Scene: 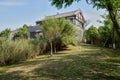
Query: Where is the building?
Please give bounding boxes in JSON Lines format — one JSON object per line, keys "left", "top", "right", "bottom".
{"left": 29, "top": 9, "right": 85, "bottom": 41}
{"left": 36, "top": 9, "right": 85, "bottom": 28}
{"left": 9, "top": 29, "right": 19, "bottom": 40}
{"left": 28, "top": 25, "right": 42, "bottom": 39}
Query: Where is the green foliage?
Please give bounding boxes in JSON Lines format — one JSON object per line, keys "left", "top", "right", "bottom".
{"left": 85, "top": 14, "right": 120, "bottom": 48}
{"left": 0, "top": 28, "right": 11, "bottom": 38}
{"left": 0, "top": 39, "right": 39, "bottom": 66}
{"left": 41, "top": 18, "right": 76, "bottom": 54}
{"left": 41, "top": 18, "right": 76, "bottom": 45}
{"left": 98, "top": 26, "right": 112, "bottom": 47}
{"left": 59, "top": 18, "right": 76, "bottom": 45}
{"left": 98, "top": 26, "right": 112, "bottom": 41}
{"left": 61, "top": 36, "right": 77, "bottom": 46}
{"left": 86, "top": 0, "right": 117, "bottom": 10}
{"left": 98, "top": 15, "right": 112, "bottom": 46}
{"left": 41, "top": 18, "right": 61, "bottom": 55}
{"left": 50, "top": 0, "right": 80, "bottom": 9}
{"left": 17, "top": 24, "right": 28, "bottom": 38}
{"left": 85, "top": 25, "right": 99, "bottom": 44}
{"left": 50, "top": 0, "right": 120, "bottom": 38}
{"left": 41, "top": 18, "right": 61, "bottom": 43}
{"left": 38, "top": 36, "right": 47, "bottom": 54}
{"left": 50, "top": 0, "right": 120, "bottom": 12}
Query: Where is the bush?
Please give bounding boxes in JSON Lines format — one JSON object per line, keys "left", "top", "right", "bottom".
{"left": 41, "top": 18, "right": 77, "bottom": 54}
{"left": 0, "top": 39, "right": 39, "bottom": 66}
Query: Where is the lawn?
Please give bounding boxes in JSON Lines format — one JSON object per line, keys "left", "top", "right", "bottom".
{"left": 0, "top": 44, "right": 120, "bottom": 80}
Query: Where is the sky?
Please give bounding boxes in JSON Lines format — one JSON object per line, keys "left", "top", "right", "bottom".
{"left": 0, "top": 0, "right": 106, "bottom": 31}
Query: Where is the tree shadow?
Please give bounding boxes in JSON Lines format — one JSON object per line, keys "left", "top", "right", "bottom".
{"left": 0, "top": 71, "right": 28, "bottom": 80}
{"left": 31, "top": 52, "right": 120, "bottom": 80}
{"left": 0, "top": 45, "right": 120, "bottom": 80}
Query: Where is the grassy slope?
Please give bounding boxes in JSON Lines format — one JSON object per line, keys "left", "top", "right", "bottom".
{"left": 0, "top": 44, "right": 120, "bottom": 80}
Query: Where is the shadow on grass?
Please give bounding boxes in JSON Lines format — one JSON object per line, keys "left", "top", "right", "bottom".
{"left": 32, "top": 52, "right": 120, "bottom": 80}
{"left": 0, "top": 44, "right": 120, "bottom": 80}
{"left": 0, "top": 71, "right": 28, "bottom": 80}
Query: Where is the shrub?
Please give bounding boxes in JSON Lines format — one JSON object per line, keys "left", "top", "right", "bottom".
{"left": 0, "top": 39, "right": 39, "bottom": 66}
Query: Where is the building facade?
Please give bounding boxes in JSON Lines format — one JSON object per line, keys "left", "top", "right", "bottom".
{"left": 29, "top": 9, "right": 85, "bottom": 41}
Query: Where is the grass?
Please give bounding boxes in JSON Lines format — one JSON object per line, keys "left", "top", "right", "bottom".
{"left": 0, "top": 44, "right": 120, "bottom": 80}
{"left": 0, "top": 39, "right": 39, "bottom": 65}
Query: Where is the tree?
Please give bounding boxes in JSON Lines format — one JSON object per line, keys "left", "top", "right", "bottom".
{"left": 98, "top": 26, "right": 112, "bottom": 47}
{"left": 0, "top": 28, "right": 11, "bottom": 38}
{"left": 41, "top": 18, "right": 76, "bottom": 55}
{"left": 59, "top": 18, "right": 76, "bottom": 46}
{"left": 85, "top": 25, "right": 99, "bottom": 44}
{"left": 98, "top": 14, "right": 114, "bottom": 48}
{"left": 17, "top": 24, "right": 28, "bottom": 38}
{"left": 41, "top": 18, "right": 61, "bottom": 55}
{"left": 50, "top": 0, "right": 120, "bottom": 38}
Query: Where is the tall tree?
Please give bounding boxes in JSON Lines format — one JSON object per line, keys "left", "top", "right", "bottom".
{"left": 18, "top": 24, "right": 28, "bottom": 38}
{"left": 41, "top": 18, "right": 61, "bottom": 55}
{"left": 50, "top": 0, "right": 120, "bottom": 38}
{"left": 98, "top": 26, "right": 112, "bottom": 47}
{"left": 41, "top": 18, "right": 76, "bottom": 55}
{"left": 85, "top": 25, "right": 99, "bottom": 44}
{"left": 98, "top": 14, "right": 114, "bottom": 48}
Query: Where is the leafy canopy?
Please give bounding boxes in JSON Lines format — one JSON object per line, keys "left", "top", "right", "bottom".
{"left": 85, "top": 25, "right": 99, "bottom": 41}
{"left": 50, "top": 0, "right": 120, "bottom": 12}
{"left": 41, "top": 18, "right": 76, "bottom": 55}
{"left": 50, "top": 0, "right": 120, "bottom": 38}
{"left": 41, "top": 18, "right": 76, "bottom": 45}
{"left": 18, "top": 24, "right": 28, "bottom": 38}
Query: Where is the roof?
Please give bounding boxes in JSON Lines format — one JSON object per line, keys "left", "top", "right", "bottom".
{"left": 36, "top": 9, "right": 85, "bottom": 23}
{"left": 28, "top": 25, "right": 42, "bottom": 32}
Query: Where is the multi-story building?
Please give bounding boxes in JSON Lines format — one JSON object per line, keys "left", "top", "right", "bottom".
{"left": 28, "top": 9, "right": 85, "bottom": 41}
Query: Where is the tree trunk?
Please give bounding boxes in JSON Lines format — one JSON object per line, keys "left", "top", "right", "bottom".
{"left": 91, "top": 39, "right": 93, "bottom": 45}
{"left": 54, "top": 47, "right": 56, "bottom": 53}
{"left": 50, "top": 42, "right": 53, "bottom": 56}
{"left": 103, "top": 39, "right": 108, "bottom": 47}
{"left": 54, "top": 42, "right": 57, "bottom": 53}
{"left": 112, "top": 27, "right": 116, "bottom": 49}
{"left": 107, "top": 3, "right": 120, "bottom": 38}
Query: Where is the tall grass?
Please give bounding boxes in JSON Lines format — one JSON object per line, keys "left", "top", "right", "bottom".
{"left": 0, "top": 39, "right": 39, "bottom": 66}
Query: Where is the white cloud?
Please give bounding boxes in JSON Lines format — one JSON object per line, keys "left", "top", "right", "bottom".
{"left": 0, "top": 1, "right": 25, "bottom": 6}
